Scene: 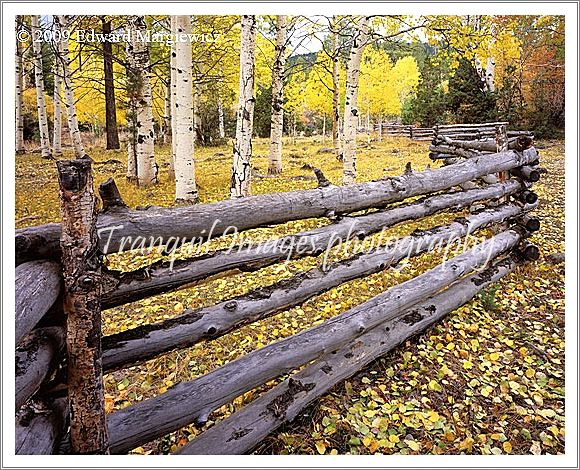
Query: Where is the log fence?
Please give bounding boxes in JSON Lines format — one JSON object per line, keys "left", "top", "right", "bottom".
{"left": 15, "top": 135, "right": 542, "bottom": 455}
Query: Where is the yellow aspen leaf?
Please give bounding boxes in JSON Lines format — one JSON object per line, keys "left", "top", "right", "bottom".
{"left": 463, "top": 360, "right": 474, "bottom": 369}
{"left": 315, "top": 441, "right": 326, "bottom": 454}
{"left": 503, "top": 441, "right": 513, "bottom": 453}
{"left": 389, "top": 434, "right": 400, "bottom": 443}
{"left": 458, "top": 437, "right": 474, "bottom": 451}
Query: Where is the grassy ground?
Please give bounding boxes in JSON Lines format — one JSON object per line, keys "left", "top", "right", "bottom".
{"left": 15, "top": 136, "right": 565, "bottom": 455}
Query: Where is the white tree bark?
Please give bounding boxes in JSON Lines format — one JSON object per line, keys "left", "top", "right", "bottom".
{"left": 31, "top": 15, "right": 52, "bottom": 159}
{"left": 332, "top": 17, "right": 342, "bottom": 160}
{"left": 52, "top": 20, "right": 63, "bottom": 156}
{"left": 217, "top": 96, "right": 225, "bottom": 139}
{"left": 485, "top": 57, "right": 496, "bottom": 92}
{"left": 230, "top": 15, "right": 256, "bottom": 198}
{"left": 173, "top": 15, "right": 198, "bottom": 203}
{"left": 162, "top": 78, "right": 171, "bottom": 145}
{"left": 267, "top": 15, "right": 287, "bottom": 175}
{"left": 126, "top": 15, "right": 157, "bottom": 186}
{"left": 52, "top": 68, "right": 62, "bottom": 156}
{"left": 193, "top": 81, "right": 201, "bottom": 144}
{"left": 56, "top": 16, "right": 86, "bottom": 159}
{"left": 15, "top": 16, "right": 25, "bottom": 154}
{"left": 342, "top": 16, "right": 369, "bottom": 184}
{"left": 169, "top": 16, "right": 177, "bottom": 181}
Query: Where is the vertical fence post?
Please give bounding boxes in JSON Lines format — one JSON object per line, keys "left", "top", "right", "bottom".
{"left": 57, "top": 159, "right": 109, "bottom": 454}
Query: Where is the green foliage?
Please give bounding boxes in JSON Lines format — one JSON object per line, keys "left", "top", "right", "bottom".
{"left": 446, "top": 59, "right": 497, "bottom": 124}
{"left": 478, "top": 284, "right": 500, "bottom": 312}
{"left": 254, "top": 85, "right": 273, "bottom": 138}
{"left": 401, "top": 58, "right": 448, "bottom": 127}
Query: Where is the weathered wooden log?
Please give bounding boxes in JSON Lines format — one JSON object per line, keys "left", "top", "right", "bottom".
{"left": 516, "top": 190, "right": 538, "bottom": 205}
{"left": 16, "top": 327, "right": 65, "bottom": 411}
{"left": 101, "top": 180, "right": 524, "bottom": 309}
{"left": 437, "top": 121, "right": 508, "bottom": 129}
{"left": 516, "top": 215, "right": 540, "bottom": 232}
{"left": 16, "top": 397, "right": 68, "bottom": 455}
{"left": 517, "top": 241, "right": 541, "bottom": 261}
{"left": 107, "top": 229, "right": 523, "bottom": 453}
{"left": 175, "top": 256, "right": 518, "bottom": 455}
{"left": 429, "top": 145, "right": 483, "bottom": 159}
{"left": 435, "top": 135, "right": 533, "bottom": 153}
{"left": 16, "top": 260, "right": 62, "bottom": 344}
{"left": 15, "top": 223, "right": 62, "bottom": 265}
{"left": 102, "top": 201, "right": 531, "bottom": 371}
{"left": 435, "top": 132, "right": 496, "bottom": 140}
{"left": 16, "top": 148, "right": 539, "bottom": 262}
{"left": 57, "top": 159, "right": 109, "bottom": 454}
{"left": 510, "top": 165, "right": 541, "bottom": 182}
{"left": 545, "top": 252, "right": 564, "bottom": 264}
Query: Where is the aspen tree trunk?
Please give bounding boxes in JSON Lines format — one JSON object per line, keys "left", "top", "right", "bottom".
{"left": 193, "top": 82, "right": 202, "bottom": 144}
{"left": 126, "top": 15, "right": 157, "bottom": 186}
{"left": 217, "top": 96, "right": 226, "bottom": 139}
{"left": 52, "top": 24, "right": 63, "bottom": 156}
{"left": 485, "top": 57, "right": 496, "bottom": 92}
{"left": 162, "top": 79, "right": 171, "bottom": 145}
{"left": 169, "top": 16, "right": 177, "bottom": 181}
{"left": 267, "top": 15, "right": 287, "bottom": 175}
{"left": 52, "top": 64, "right": 63, "bottom": 156}
{"left": 331, "top": 16, "right": 342, "bottom": 160}
{"left": 102, "top": 17, "right": 120, "bottom": 150}
{"left": 342, "top": 16, "right": 369, "bottom": 184}
{"left": 217, "top": 66, "right": 226, "bottom": 139}
{"left": 31, "top": 16, "right": 52, "bottom": 160}
{"left": 173, "top": 15, "right": 198, "bottom": 203}
{"left": 15, "top": 16, "right": 25, "bottom": 154}
{"left": 366, "top": 107, "right": 371, "bottom": 144}
{"left": 322, "top": 114, "right": 326, "bottom": 143}
{"left": 230, "top": 15, "right": 256, "bottom": 198}
{"left": 56, "top": 16, "right": 87, "bottom": 159}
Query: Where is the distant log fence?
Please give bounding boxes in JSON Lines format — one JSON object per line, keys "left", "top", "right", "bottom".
{"left": 15, "top": 131, "right": 542, "bottom": 455}
{"left": 375, "top": 121, "right": 534, "bottom": 143}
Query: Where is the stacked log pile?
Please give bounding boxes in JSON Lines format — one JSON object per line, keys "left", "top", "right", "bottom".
{"left": 15, "top": 143, "right": 542, "bottom": 455}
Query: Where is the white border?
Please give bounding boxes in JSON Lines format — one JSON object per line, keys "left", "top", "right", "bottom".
{"left": 2, "top": 2, "right": 578, "bottom": 468}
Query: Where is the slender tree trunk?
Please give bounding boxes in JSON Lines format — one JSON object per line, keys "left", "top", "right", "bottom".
{"left": 56, "top": 15, "right": 87, "bottom": 159}
{"left": 230, "top": 15, "right": 256, "bottom": 198}
{"left": 485, "top": 57, "right": 496, "bottom": 92}
{"left": 31, "top": 16, "right": 52, "bottom": 160}
{"left": 267, "top": 15, "right": 287, "bottom": 175}
{"left": 169, "top": 16, "right": 177, "bottom": 181}
{"left": 342, "top": 16, "right": 369, "bottom": 184}
{"left": 217, "top": 96, "right": 225, "bottom": 139}
{"left": 173, "top": 15, "right": 198, "bottom": 204}
{"left": 366, "top": 107, "right": 371, "bottom": 144}
{"left": 15, "top": 16, "right": 25, "bottom": 154}
{"left": 102, "top": 17, "right": 120, "bottom": 150}
{"left": 52, "top": 41, "right": 63, "bottom": 156}
{"left": 331, "top": 16, "right": 342, "bottom": 161}
{"left": 193, "top": 81, "right": 202, "bottom": 144}
{"left": 217, "top": 65, "right": 226, "bottom": 139}
{"left": 126, "top": 15, "right": 157, "bottom": 186}
{"left": 162, "top": 78, "right": 171, "bottom": 145}
{"left": 377, "top": 118, "right": 382, "bottom": 142}
{"left": 322, "top": 114, "right": 326, "bottom": 142}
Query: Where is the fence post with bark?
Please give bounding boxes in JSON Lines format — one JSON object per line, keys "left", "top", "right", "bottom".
{"left": 15, "top": 139, "right": 543, "bottom": 455}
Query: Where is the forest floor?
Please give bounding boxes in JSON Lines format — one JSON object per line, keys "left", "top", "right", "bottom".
{"left": 15, "top": 136, "right": 565, "bottom": 455}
